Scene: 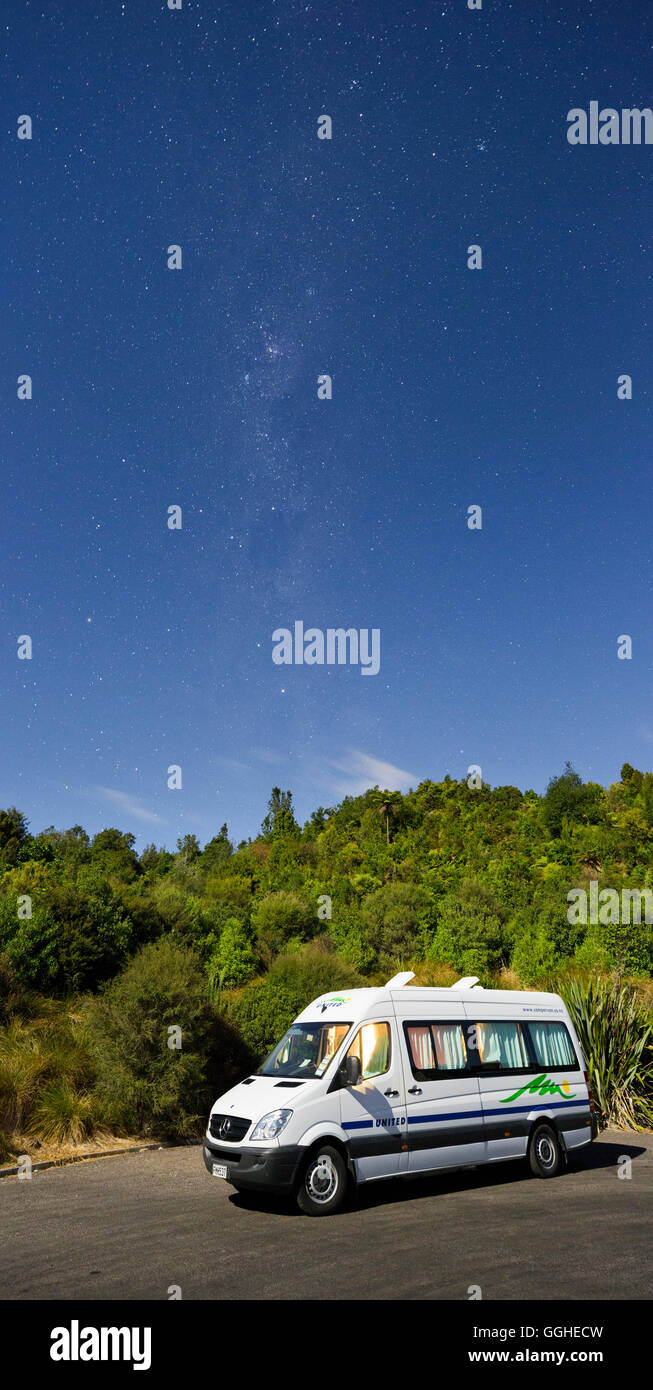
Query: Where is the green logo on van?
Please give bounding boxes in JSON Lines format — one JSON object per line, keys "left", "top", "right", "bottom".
{"left": 502, "top": 1073, "right": 577, "bottom": 1103}
{"left": 318, "top": 995, "right": 351, "bottom": 1014}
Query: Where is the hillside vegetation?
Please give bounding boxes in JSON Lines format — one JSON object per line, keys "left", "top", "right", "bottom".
{"left": 1, "top": 763, "right": 652, "bottom": 1156}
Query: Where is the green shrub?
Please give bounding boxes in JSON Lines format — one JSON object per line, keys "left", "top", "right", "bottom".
{"left": 542, "top": 764, "right": 603, "bottom": 837}
{"left": 87, "top": 939, "right": 244, "bottom": 1138}
{"left": 28, "top": 1078, "right": 95, "bottom": 1146}
{"left": 2, "top": 887, "right": 133, "bottom": 995}
{"left": 359, "top": 882, "right": 432, "bottom": 967}
{"left": 572, "top": 935, "right": 611, "bottom": 973}
{"left": 251, "top": 892, "right": 316, "bottom": 961}
{"left": 0, "top": 954, "right": 26, "bottom": 1024}
{"left": 560, "top": 977, "right": 653, "bottom": 1130}
{"left": 429, "top": 880, "right": 506, "bottom": 979}
{"left": 207, "top": 919, "right": 258, "bottom": 990}
{"left": 0, "top": 808, "right": 30, "bottom": 869}
{"left": 0, "top": 1022, "right": 50, "bottom": 1132}
{"left": 328, "top": 919, "right": 375, "bottom": 974}
{"left": 574, "top": 920, "right": 653, "bottom": 977}
{"left": 0, "top": 1014, "right": 95, "bottom": 1136}
{"left": 225, "top": 941, "right": 362, "bottom": 1061}
{"left": 510, "top": 925, "right": 559, "bottom": 984}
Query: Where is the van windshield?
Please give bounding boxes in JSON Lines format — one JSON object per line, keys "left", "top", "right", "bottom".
{"left": 258, "top": 1022, "right": 351, "bottom": 1080}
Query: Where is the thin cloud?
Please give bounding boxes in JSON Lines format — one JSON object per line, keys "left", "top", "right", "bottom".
{"left": 214, "top": 756, "right": 252, "bottom": 773}
{"left": 324, "top": 750, "right": 417, "bottom": 799}
{"left": 95, "top": 787, "right": 163, "bottom": 824}
{"left": 250, "top": 748, "right": 285, "bottom": 766}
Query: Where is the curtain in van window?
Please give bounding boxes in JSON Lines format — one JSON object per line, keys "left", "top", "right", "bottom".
{"left": 432, "top": 1024, "right": 467, "bottom": 1070}
{"left": 476, "top": 1022, "right": 529, "bottom": 1068}
{"left": 407, "top": 1026, "right": 435, "bottom": 1071}
{"left": 529, "top": 1023, "right": 576, "bottom": 1067}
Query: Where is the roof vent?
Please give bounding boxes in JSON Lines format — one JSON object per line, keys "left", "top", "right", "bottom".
{"left": 385, "top": 971, "right": 415, "bottom": 988}
{"left": 450, "top": 976, "right": 483, "bottom": 990}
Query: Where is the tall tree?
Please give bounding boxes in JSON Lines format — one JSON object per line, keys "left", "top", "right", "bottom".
{"left": 175, "top": 834, "right": 202, "bottom": 865}
{"left": 261, "top": 788, "right": 298, "bottom": 841}
{"left": 377, "top": 798, "right": 398, "bottom": 845}
{"left": 0, "top": 808, "right": 30, "bottom": 867}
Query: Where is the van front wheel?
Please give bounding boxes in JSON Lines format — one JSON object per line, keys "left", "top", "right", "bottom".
{"left": 528, "top": 1123, "right": 563, "bottom": 1178}
{"left": 296, "top": 1144, "right": 348, "bottom": 1217}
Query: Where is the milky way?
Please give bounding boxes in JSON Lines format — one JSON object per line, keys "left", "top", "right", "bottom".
{"left": 4, "top": 1, "right": 652, "bottom": 846}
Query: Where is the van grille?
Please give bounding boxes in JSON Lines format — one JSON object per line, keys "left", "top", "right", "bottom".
{"left": 209, "top": 1113, "right": 250, "bottom": 1143}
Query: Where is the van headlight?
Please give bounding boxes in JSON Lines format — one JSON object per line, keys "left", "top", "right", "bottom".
{"left": 250, "top": 1109, "right": 293, "bottom": 1141}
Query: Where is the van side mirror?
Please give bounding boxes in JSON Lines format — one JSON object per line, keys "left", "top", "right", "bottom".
{"left": 344, "top": 1055, "right": 362, "bottom": 1087}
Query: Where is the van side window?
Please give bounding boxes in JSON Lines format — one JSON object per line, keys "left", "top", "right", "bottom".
{"left": 475, "top": 1021, "right": 529, "bottom": 1069}
{"left": 527, "top": 1021, "right": 577, "bottom": 1069}
{"left": 404, "top": 1022, "right": 470, "bottom": 1079}
{"left": 345, "top": 1022, "right": 391, "bottom": 1080}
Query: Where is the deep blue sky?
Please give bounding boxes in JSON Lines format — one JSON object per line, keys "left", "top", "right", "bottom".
{"left": 3, "top": 0, "right": 652, "bottom": 849}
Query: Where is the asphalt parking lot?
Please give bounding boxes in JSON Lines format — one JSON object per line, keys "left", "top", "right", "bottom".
{"left": 1, "top": 1130, "right": 650, "bottom": 1300}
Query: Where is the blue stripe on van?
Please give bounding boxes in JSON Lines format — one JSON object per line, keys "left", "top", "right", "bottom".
{"left": 483, "top": 1100, "right": 588, "bottom": 1119}
{"left": 343, "top": 1100, "right": 588, "bottom": 1132}
{"left": 407, "top": 1110, "right": 476, "bottom": 1125}
{"left": 406, "top": 1099, "right": 588, "bottom": 1125}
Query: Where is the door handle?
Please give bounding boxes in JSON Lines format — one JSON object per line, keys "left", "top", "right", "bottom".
{"left": 384, "top": 1088, "right": 399, "bottom": 1097}
{"left": 408, "top": 1086, "right": 422, "bottom": 1095}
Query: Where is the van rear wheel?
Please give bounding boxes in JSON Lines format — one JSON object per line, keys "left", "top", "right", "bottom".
{"left": 528, "top": 1123, "right": 563, "bottom": 1178}
{"left": 296, "top": 1144, "right": 347, "bottom": 1217}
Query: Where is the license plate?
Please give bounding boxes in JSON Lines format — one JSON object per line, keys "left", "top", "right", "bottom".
{"left": 212, "top": 1163, "right": 228, "bottom": 1179}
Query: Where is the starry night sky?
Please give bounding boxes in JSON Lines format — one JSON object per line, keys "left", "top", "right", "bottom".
{"left": 3, "top": 0, "right": 652, "bottom": 849}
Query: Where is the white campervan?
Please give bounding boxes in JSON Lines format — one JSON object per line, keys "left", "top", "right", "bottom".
{"left": 203, "top": 972, "right": 597, "bottom": 1215}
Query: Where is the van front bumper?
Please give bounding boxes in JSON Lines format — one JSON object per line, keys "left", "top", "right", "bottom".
{"left": 202, "top": 1138, "right": 303, "bottom": 1191}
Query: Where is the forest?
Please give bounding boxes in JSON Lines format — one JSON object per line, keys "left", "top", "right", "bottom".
{"left": 1, "top": 761, "right": 652, "bottom": 1159}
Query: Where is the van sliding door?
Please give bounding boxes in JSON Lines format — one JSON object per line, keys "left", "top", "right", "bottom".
{"left": 400, "top": 1011, "right": 484, "bottom": 1174}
